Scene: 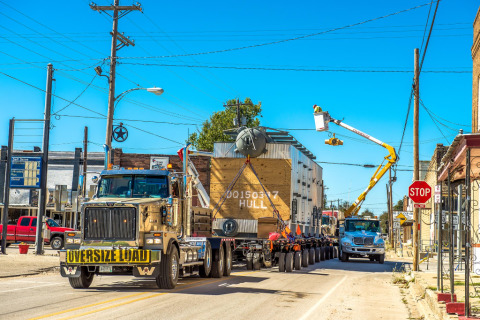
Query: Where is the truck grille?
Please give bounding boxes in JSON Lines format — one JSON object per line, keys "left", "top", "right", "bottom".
{"left": 84, "top": 207, "right": 136, "bottom": 240}
{"left": 364, "top": 237, "right": 374, "bottom": 246}
{"left": 353, "top": 237, "right": 364, "bottom": 245}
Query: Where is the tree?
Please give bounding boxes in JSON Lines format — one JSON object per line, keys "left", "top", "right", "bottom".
{"left": 188, "top": 98, "right": 262, "bottom": 151}
{"left": 393, "top": 199, "right": 404, "bottom": 211}
{"left": 379, "top": 211, "right": 388, "bottom": 233}
{"left": 360, "top": 208, "right": 374, "bottom": 218}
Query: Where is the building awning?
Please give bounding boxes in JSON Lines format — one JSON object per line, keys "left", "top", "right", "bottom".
{"left": 438, "top": 134, "right": 480, "bottom": 182}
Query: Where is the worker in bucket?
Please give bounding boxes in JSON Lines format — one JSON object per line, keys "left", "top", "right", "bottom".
{"left": 313, "top": 104, "right": 322, "bottom": 113}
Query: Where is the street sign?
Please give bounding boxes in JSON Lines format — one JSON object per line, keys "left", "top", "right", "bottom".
{"left": 397, "top": 213, "right": 407, "bottom": 226}
{"left": 409, "top": 180, "right": 432, "bottom": 204}
{"left": 452, "top": 215, "right": 459, "bottom": 231}
{"left": 414, "top": 203, "right": 426, "bottom": 208}
{"left": 10, "top": 156, "right": 42, "bottom": 188}
{"left": 434, "top": 185, "right": 441, "bottom": 204}
{"left": 393, "top": 220, "right": 401, "bottom": 229}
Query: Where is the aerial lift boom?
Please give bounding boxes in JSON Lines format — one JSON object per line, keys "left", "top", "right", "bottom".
{"left": 314, "top": 111, "right": 397, "bottom": 217}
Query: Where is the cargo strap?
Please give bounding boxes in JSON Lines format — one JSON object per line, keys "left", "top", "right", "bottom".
{"left": 212, "top": 156, "right": 295, "bottom": 243}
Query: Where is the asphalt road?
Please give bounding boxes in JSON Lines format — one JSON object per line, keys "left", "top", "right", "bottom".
{"left": 0, "top": 257, "right": 409, "bottom": 320}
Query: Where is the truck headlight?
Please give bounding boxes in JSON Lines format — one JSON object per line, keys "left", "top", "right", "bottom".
{"left": 66, "top": 238, "right": 74, "bottom": 244}
{"left": 74, "top": 239, "right": 81, "bottom": 244}
{"left": 154, "top": 238, "right": 161, "bottom": 244}
{"left": 146, "top": 239, "right": 154, "bottom": 244}
{"left": 343, "top": 242, "right": 351, "bottom": 247}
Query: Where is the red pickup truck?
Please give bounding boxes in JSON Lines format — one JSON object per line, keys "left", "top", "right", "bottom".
{"left": 0, "top": 216, "right": 75, "bottom": 250}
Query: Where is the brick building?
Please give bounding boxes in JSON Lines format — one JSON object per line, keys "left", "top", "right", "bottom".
{"left": 472, "top": 7, "right": 480, "bottom": 132}
{"left": 112, "top": 148, "right": 211, "bottom": 207}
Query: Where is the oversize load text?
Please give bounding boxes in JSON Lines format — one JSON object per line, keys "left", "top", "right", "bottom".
{"left": 66, "top": 249, "right": 151, "bottom": 264}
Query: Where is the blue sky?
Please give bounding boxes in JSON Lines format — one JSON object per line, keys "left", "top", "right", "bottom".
{"left": 0, "top": 0, "right": 475, "bottom": 215}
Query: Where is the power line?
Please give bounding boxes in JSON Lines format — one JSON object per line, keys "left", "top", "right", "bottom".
{"left": 120, "top": 62, "right": 471, "bottom": 73}
{"left": 118, "top": 2, "right": 435, "bottom": 60}
{"left": 56, "top": 114, "right": 199, "bottom": 125}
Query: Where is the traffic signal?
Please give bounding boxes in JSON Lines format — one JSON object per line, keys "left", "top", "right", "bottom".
{"left": 325, "top": 133, "right": 343, "bottom": 146}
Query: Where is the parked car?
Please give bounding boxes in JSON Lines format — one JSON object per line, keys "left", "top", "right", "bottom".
{"left": 0, "top": 216, "right": 75, "bottom": 249}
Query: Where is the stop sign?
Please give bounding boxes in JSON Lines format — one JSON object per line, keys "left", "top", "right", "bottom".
{"left": 409, "top": 181, "right": 432, "bottom": 203}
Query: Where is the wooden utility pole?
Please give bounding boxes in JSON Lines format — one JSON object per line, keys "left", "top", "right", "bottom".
{"left": 388, "top": 168, "right": 394, "bottom": 248}
{"left": 413, "top": 48, "right": 420, "bottom": 271}
{"left": 90, "top": 1, "right": 142, "bottom": 166}
{"left": 35, "top": 63, "right": 54, "bottom": 255}
{"left": 82, "top": 126, "right": 88, "bottom": 198}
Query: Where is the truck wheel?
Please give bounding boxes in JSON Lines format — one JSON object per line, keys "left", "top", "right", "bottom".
{"left": 68, "top": 267, "right": 94, "bottom": 289}
{"left": 333, "top": 247, "right": 338, "bottom": 258}
{"left": 301, "top": 249, "right": 309, "bottom": 268}
{"left": 294, "top": 251, "right": 302, "bottom": 270}
{"left": 253, "top": 253, "right": 261, "bottom": 270}
{"left": 246, "top": 252, "right": 254, "bottom": 270}
{"left": 51, "top": 236, "right": 64, "bottom": 250}
{"left": 223, "top": 245, "right": 232, "bottom": 276}
{"left": 285, "top": 252, "right": 294, "bottom": 272}
{"left": 278, "top": 252, "right": 286, "bottom": 272}
{"left": 199, "top": 241, "right": 212, "bottom": 277}
{"left": 211, "top": 247, "right": 224, "bottom": 278}
{"left": 379, "top": 254, "right": 385, "bottom": 264}
{"left": 341, "top": 250, "right": 349, "bottom": 262}
{"left": 320, "top": 247, "right": 326, "bottom": 261}
{"left": 315, "top": 247, "right": 321, "bottom": 262}
{"left": 369, "top": 256, "right": 375, "bottom": 262}
{"left": 156, "top": 246, "right": 180, "bottom": 289}
{"left": 308, "top": 248, "right": 315, "bottom": 265}
{"left": 329, "top": 246, "right": 334, "bottom": 259}
{"left": 325, "top": 247, "right": 330, "bottom": 260}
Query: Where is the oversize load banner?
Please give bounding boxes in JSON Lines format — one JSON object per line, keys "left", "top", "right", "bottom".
{"left": 66, "top": 249, "right": 151, "bottom": 264}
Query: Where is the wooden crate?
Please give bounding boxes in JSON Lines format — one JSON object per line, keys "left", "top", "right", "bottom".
{"left": 210, "top": 158, "right": 292, "bottom": 221}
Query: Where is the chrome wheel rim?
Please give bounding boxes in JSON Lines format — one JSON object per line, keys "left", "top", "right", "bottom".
{"left": 172, "top": 256, "right": 178, "bottom": 280}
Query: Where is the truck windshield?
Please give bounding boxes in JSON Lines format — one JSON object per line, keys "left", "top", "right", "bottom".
{"left": 345, "top": 220, "right": 380, "bottom": 232}
{"left": 322, "top": 216, "right": 330, "bottom": 225}
{"left": 97, "top": 175, "right": 169, "bottom": 198}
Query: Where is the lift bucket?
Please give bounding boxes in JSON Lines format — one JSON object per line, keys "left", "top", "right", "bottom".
{"left": 314, "top": 112, "right": 329, "bottom": 132}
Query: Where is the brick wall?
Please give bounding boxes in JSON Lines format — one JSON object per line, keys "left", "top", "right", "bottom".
{"left": 111, "top": 148, "right": 211, "bottom": 207}
{"left": 472, "top": 7, "right": 480, "bottom": 133}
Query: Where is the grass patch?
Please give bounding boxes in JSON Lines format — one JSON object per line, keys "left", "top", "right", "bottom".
{"left": 427, "top": 286, "right": 437, "bottom": 291}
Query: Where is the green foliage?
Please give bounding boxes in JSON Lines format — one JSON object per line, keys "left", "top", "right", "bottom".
{"left": 360, "top": 208, "right": 374, "bottom": 217}
{"left": 393, "top": 199, "right": 404, "bottom": 211}
{"left": 379, "top": 211, "right": 388, "bottom": 233}
{"left": 188, "top": 98, "right": 262, "bottom": 151}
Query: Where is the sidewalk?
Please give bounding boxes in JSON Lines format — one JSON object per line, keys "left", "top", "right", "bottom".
{"left": 0, "top": 244, "right": 59, "bottom": 278}
{"left": 391, "top": 247, "right": 480, "bottom": 319}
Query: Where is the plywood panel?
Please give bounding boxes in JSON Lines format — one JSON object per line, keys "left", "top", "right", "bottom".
{"left": 210, "top": 158, "right": 292, "bottom": 221}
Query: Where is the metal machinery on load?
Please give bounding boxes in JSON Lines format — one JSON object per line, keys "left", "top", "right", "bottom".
{"left": 314, "top": 110, "right": 397, "bottom": 217}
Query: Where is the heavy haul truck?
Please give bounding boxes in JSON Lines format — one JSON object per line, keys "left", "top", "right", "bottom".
{"left": 59, "top": 146, "right": 233, "bottom": 289}
{"left": 313, "top": 108, "right": 397, "bottom": 263}
{"left": 59, "top": 136, "right": 333, "bottom": 289}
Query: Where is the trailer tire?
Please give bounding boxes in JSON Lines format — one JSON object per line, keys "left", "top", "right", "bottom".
{"left": 278, "top": 252, "right": 286, "bottom": 272}
{"left": 302, "top": 249, "right": 309, "bottom": 268}
{"left": 315, "top": 247, "right": 321, "bottom": 262}
{"left": 320, "top": 247, "right": 326, "bottom": 261}
{"left": 223, "top": 245, "right": 232, "bottom": 276}
{"left": 156, "top": 246, "right": 180, "bottom": 289}
{"left": 285, "top": 252, "right": 294, "bottom": 272}
{"left": 324, "top": 247, "right": 329, "bottom": 260}
{"left": 50, "top": 236, "right": 64, "bottom": 250}
{"left": 246, "top": 252, "right": 254, "bottom": 270}
{"left": 253, "top": 253, "right": 261, "bottom": 270}
{"left": 341, "top": 250, "right": 349, "bottom": 262}
{"left": 199, "top": 241, "right": 212, "bottom": 277}
{"left": 329, "top": 246, "right": 334, "bottom": 259}
{"left": 333, "top": 246, "right": 338, "bottom": 258}
{"left": 308, "top": 248, "right": 315, "bottom": 265}
{"left": 68, "top": 267, "right": 94, "bottom": 289}
{"left": 294, "top": 251, "right": 302, "bottom": 270}
{"left": 211, "top": 247, "right": 224, "bottom": 278}
{"left": 379, "top": 254, "right": 385, "bottom": 264}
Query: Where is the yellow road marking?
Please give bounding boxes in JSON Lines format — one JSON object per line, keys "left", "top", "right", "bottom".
{"left": 32, "top": 271, "right": 258, "bottom": 320}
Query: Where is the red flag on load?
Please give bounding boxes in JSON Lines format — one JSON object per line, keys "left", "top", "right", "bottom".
{"left": 269, "top": 232, "right": 281, "bottom": 241}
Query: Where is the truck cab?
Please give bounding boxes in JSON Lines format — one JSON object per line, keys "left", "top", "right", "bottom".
{"left": 59, "top": 168, "right": 220, "bottom": 290}
{"left": 338, "top": 216, "right": 385, "bottom": 263}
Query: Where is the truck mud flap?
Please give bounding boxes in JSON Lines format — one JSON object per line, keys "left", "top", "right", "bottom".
{"left": 133, "top": 264, "right": 161, "bottom": 278}
{"left": 60, "top": 265, "right": 81, "bottom": 278}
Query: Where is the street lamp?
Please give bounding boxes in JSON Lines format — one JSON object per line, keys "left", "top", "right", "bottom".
{"left": 105, "top": 86, "right": 164, "bottom": 168}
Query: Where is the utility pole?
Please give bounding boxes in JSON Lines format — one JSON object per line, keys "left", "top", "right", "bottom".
{"left": 83, "top": 126, "right": 88, "bottom": 198}
{"left": 388, "top": 168, "right": 394, "bottom": 246}
{"left": 465, "top": 148, "right": 471, "bottom": 317}
{"left": 1, "top": 119, "right": 14, "bottom": 254}
{"left": 90, "top": 1, "right": 142, "bottom": 166}
{"left": 413, "top": 48, "right": 420, "bottom": 271}
{"left": 35, "top": 63, "right": 53, "bottom": 255}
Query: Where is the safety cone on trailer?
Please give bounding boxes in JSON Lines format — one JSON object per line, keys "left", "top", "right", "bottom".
{"left": 296, "top": 225, "right": 301, "bottom": 236}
